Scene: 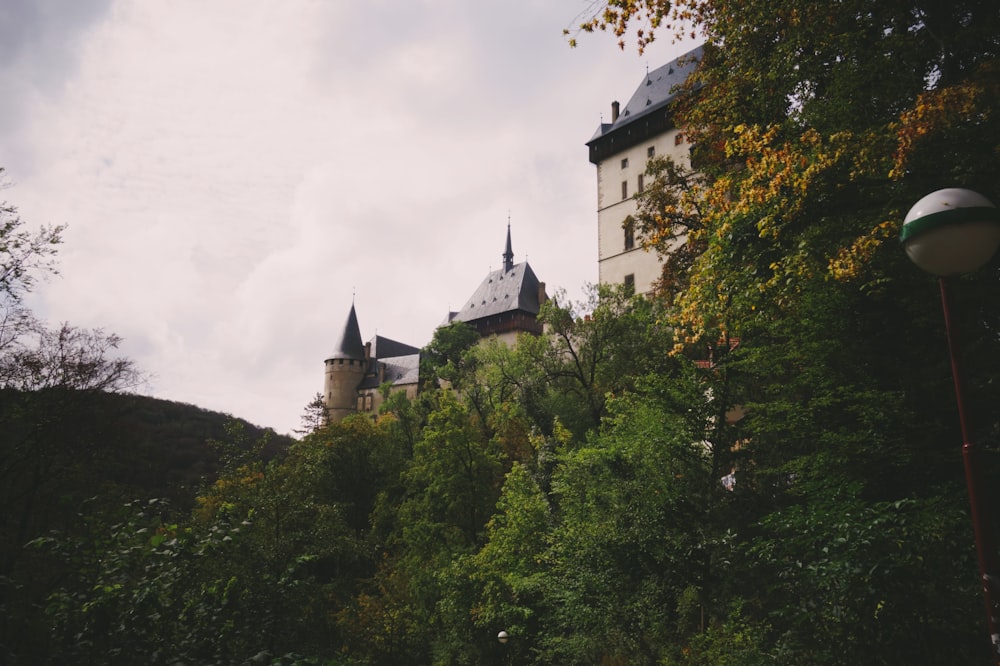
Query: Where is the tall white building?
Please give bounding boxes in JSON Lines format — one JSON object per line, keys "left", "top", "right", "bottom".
{"left": 586, "top": 46, "right": 702, "bottom": 295}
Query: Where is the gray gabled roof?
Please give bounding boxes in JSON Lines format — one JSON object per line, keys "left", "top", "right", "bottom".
{"left": 358, "top": 353, "right": 420, "bottom": 390}
{"left": 588, "top": 45, "right": 703, "bottom": 143}
{"left": 369, "top": 334, "right": 420, "bottom": 360}
{"left": 450, "top": 261, "right": 542, "bottom": 324}
{"left": 326, "top": 303, "right": 365, "bottom": 361}
{"left": 385, "top": 354, "right": 420, "bottom": 385}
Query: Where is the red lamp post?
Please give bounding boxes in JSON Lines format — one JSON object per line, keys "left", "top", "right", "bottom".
{"left": 901, "top": 188, "right": 1000, "bottom": 662}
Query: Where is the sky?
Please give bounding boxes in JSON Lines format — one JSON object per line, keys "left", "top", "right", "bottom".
{"left": 0, "top": 0, "right": 701, "bottom": 435}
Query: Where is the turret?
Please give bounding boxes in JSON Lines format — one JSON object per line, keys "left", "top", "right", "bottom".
{"left": 323, "top": 303, "right": 368, "bottom": 423}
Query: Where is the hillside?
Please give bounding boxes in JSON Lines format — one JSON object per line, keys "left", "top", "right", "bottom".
{"left": 0, "top": 388, "right": 295, "bottom": 541}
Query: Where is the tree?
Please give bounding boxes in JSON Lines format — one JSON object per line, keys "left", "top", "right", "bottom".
{"left": 399, "top": 390, "right": 503, "bottom": 550}
{"left": 469, "top": 463, "right": 552, "bottom": 659}
{"left": 0, "top": 173, "right": 155, "bottom": 662}
{"left": 564, "top": 0, "right": 695, "bottom": 53}
{"left": 633, "top": 155, "right": 710, "bottom": 301}
{"left": 492, "top": 283, "right": 676, "bottom": 438}
{"left": 0, "top": 324, "right": 142, "bottom": 574}
{"left": 0, "top": 171, "right": 63, "bottom": 305}
{"left": 295, "top": 391, "right": 329, "bottom": 435}
{"left": 540, "top": 381, "right": 724, "bottom": 664}
{"left": 572, "top": 3, "right": 1000, "bottom": 662}
{"left": 576, "top": 1, "right": 1000, "bottom": 347}
{"left": 0, "top": 171, "right": 63, "bottom": 357}
{"left": 0, "top": 322, "right": 141, "bottom": 392}
{"left": 420, "top": 320, "right": 480, "bottom": 391}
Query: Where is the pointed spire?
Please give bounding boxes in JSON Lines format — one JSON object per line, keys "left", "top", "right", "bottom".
{"left": 503, "top": 219, "right": 514, "bottom": 272}
{"left": 326, "top": 303, "right": 365, "bottom": 361}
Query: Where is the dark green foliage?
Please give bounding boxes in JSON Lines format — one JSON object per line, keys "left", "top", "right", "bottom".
{"left": 0, "top": 390, "right": 292, "bottom": 664}
{"left": 40, "top": 498, "right": 345, "bottom": 665}
{"left": 747, "top": 496, "right": 980, "bottom": 664}
{"left": 469, "top": 283, "right": 677, "bottom": 441}
{"left": 420, "top": 320, "right": 480, "bottom": 390}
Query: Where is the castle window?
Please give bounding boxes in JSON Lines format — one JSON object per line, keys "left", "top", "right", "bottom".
{"left": 357, "top": 396, "right": 364, "bottom": 411}
{"left": 624, "top": 273, "right": 635, "bottom": 295}
{"left": 624, "top": 216, "right": 635, "bottom": 251}
{"left": 621, "top": 181, "right": 628, "bottom": 199}
{"left": 637, "top": 174, "right": 644, "bottom": 193}
{"left": 647, "top": 146, "right": 655, "bottom": 158}
{"left": 621, "top": 157, "right": 629, "bottom": 169}
{"left": 365, "top": 395, "right": 373, "bottom": 411}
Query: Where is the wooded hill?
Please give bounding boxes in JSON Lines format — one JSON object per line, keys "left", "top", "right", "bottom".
{"left": 0, "top": 388, "right": 294, "bottom": 664}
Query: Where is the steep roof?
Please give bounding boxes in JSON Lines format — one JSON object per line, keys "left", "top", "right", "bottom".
{"left": 326, "top": 303, "right": 365, "bottom": 361}
{"left": 587, "top": 45, "right": 703, "bottom": 163}
{"left": 605, "top": 45, "right": 702, "bottom": 135}
{"left": 450, "top": 261, "right": 542, "bottom": 325}
{"left": 369, "top": 334, "right": 420, "bottom": 360}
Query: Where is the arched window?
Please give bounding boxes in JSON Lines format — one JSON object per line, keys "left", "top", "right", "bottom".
{"left": 624, "top": 216, "right": 635, "bottom": 251}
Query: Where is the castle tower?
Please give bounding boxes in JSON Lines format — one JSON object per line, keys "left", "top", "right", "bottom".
{"left": 586, "top": 45, "right": 702, "bottom": 294}
{"left": 443, "top": 224, "right": 547, "bottom": 346}
{"left": 323, "top": 303, "right": 368, "bottom": 423}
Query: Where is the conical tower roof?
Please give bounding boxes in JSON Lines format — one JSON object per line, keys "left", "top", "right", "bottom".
{"left": 326, "top": 303, "right": 365, "bottom": 361}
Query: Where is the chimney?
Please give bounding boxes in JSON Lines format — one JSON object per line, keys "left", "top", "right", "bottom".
{"left": 611, "top": 101, "right": 620, "bottom": 122}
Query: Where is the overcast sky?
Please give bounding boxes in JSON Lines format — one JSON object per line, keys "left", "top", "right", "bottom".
{"left": 0, "top": 0, "right": 700, "bottom": 434}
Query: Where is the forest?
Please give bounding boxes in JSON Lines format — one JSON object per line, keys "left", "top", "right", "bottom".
{"left": 3, "top": 0, "right": 1000, "bottom": 663}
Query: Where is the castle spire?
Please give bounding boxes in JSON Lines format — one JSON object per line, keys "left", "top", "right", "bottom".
{"left": 326, "top": 302, "right": 365, "bottom": 361}
{"left": 503, "top": 220, "right": 514, "bottom": 272}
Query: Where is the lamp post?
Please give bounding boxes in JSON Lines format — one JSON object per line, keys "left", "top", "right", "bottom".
{"left": 497, "top": 630, "right": 510, "bottom": 665}
{"left": 901, "top": 188, "right": 1000, "bottom": 662}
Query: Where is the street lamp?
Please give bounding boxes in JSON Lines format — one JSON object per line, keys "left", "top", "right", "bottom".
{"left": 902, "top": 188, "right": 1000, "bottom": 662}
{"left": 497, "top": 630, "right": 511, "bottom": 665}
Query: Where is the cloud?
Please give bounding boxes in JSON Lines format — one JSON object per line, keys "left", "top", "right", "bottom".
{"left": 4, "top": 0, "right": 701, "bottom": 433}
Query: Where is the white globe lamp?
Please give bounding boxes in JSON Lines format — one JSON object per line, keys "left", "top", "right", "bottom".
{"left": 901, "top": 188, "right": 1000, "bottom": 275}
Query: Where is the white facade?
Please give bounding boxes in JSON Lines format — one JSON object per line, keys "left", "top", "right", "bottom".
{"left": 595, "top": 128, "right": 690, "bottom": 294}
{"left": 587, "top": 46, "right": 702, "bottom": 295}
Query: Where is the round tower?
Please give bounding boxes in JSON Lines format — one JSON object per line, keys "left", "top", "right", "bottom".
{"left": 324, "top": 303, "right": 368, "bottom": 423}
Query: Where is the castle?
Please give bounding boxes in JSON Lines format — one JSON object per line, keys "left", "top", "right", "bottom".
{"left": 323, "top": 45, "right": 702, "bottom": 422}
{"left": 442, "top": 224, "right": 547, "bottom": 346}
{"left": 586, "top": 45, "right": 702, "bottom": 295}
{"left": 323, "top": 225, "right": 547, "bottom": 422}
